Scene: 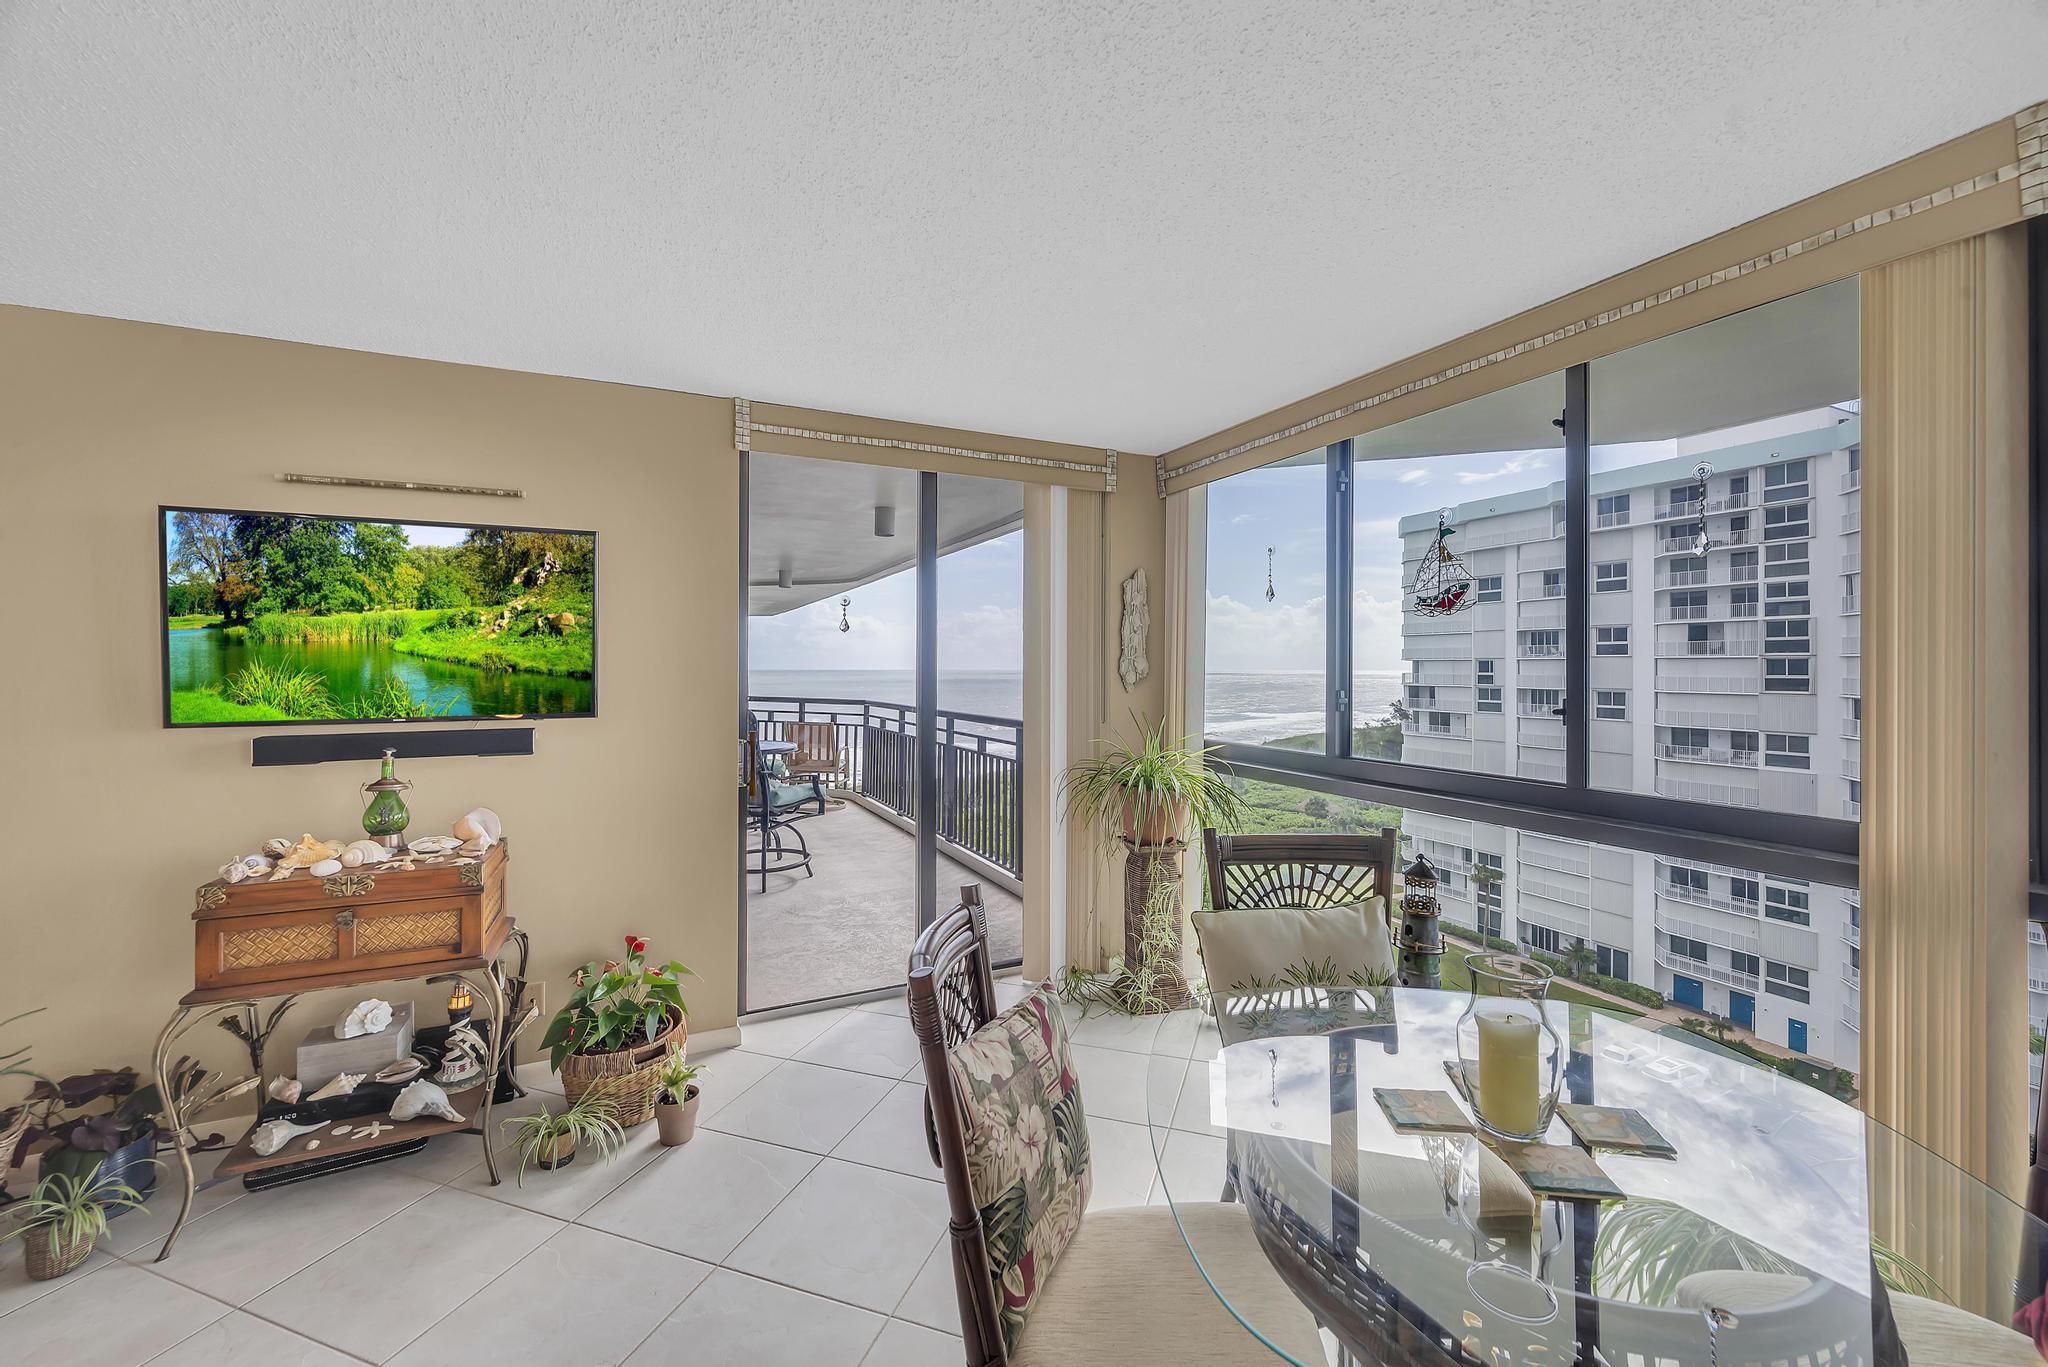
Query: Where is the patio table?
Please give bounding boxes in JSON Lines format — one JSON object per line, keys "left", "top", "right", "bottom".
{"left": 1143, "top": 987, "right": 2046, "bottom": 1365}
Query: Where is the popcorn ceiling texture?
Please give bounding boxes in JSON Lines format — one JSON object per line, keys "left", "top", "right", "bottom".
{"left": 1, "top": 1, "right": 2044, "bottom": 452}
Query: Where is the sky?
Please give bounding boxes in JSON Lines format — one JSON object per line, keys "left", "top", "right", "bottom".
{"left": 1204, "top": 446, "right": 1566, "bottom": 675}
{"left": 747, "top": 529, "right": 1023, "bottom": 672}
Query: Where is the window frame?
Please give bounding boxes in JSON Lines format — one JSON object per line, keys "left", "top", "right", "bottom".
{"left": 1212, "top": 358, "right": 1859, "bottom": 887}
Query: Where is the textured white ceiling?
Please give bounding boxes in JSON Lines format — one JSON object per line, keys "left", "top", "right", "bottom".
{"left": 2, "top": 2, "right": 2042, "bottom": 453}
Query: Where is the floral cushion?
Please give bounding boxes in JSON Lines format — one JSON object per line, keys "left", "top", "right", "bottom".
{"left": 945, "top": 983, "right": 1091, "bottom": 1354}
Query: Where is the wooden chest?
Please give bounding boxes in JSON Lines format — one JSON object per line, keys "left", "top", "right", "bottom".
{"left": 188, "top": 841, "right": 509, "bottom": 1003}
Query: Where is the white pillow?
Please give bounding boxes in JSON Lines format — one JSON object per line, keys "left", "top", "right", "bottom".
{"left": 1192, "top": 898, "right": 1396, "bottom": 996}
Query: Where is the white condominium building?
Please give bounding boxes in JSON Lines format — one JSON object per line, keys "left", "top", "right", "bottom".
{"left": 1393, "top": 406, "right": 1865, "bottom": 1070}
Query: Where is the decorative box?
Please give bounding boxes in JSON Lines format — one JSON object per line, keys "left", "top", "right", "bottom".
{"left": 186, "top": 841, "right": 509, "bottom": 1003}
{"left": 295, "top": 1000, "right": 415, "bottom": 1090}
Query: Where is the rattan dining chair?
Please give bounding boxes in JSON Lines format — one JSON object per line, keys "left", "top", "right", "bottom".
{"left": 907, "top": 887, "right": 1324, "bottom": 1367}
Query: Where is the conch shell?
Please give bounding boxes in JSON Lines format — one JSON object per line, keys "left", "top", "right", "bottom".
{"left": 336, "top": 999, "right": 394, "bottom": 1039}
{"left": 266, "top": 1076, "right": 303, "bottom": 1104}
{"left": 307, "top": 1072, "right": 362, "bottom": 1101}
{"left": 269, "top": 833, "right": 342, "bottom": 880}
{"left": 390, "top": 1079, "right": 463, "bottom": 1123}
{"left": 453, "top": 808, "right": 502, "bottom": 854}
{"left": 339, "top": 839, "right": 391, "bottom": 869}
{"left": 250, "top": 1118, "right": 323, "bottom": 1156}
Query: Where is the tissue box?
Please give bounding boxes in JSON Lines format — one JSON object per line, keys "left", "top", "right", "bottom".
{"left": 295, "top": 1000, "right": 415, "bottom": 1089}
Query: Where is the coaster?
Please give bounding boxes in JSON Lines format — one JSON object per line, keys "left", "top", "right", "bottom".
{"left": 1557, "top": 1104, "right": 1676, "bottom": 1158}
{"left": 1485, "top": 1140, "right": 1625, "bottom": 1203}
{"left": 1373, "top": 1087, "right": 1473, "bottom": 1134}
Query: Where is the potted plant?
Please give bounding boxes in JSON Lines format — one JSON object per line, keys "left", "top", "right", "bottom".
{"left": 0, "top": 1008, "right": 51, "bottom": 1194}
{"left": 652, "top": 1051, "right": 701, "bottom": 1147}
{"left": 8, "top": 1065, "right": 168, "bottom": 1201}
{"left": 4, "top": 1169, "right": 150, "bottom": 1280}
{"left": 541, "top": 935, "right": 692, "bottom": 1128}
{"left": 503, "top": 1087, "right": 625, "bottom": 1185}
{"left": 1060, "top": 716, "right": 1248, "bottom": 849}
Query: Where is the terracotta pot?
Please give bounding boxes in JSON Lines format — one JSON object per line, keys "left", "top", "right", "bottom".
{"left": 1119, "top": 793, "right": 1187, "bottom": 848}
{"left": 536, "top": 1132, "right": 577, "bottom": 1171}
{"left": 22, "top": 1225, "right": 94, "bottom": 1281}
{"left": 654, "top": 1084, "right": 701, "bottom": 1147}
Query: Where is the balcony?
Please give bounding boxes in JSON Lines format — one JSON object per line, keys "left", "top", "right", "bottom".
{"left": 1659, "top": 568, "right": 1708, "bottom": 588}
{"left": 1843, "top": 757, "right": 1861, "bottom": 781}
{"left": 1842, "top": 668, "right": 1861, "bottom": 698}
{"left": 1843, "top": 798, "right": 1862, "bottom": 819}
{"left": 1656, "top": 776, "right": 1762, "bottom": 807}
{"left": 1405, "top": 667, "right": 1474, "bottom": 687}
{"left": 1403, "top": 717, "right": 1471, "bottom": 740}
{"left": 1657, "top": 877, "right": 1763, "bottom": 918}
{"left": 1517, "top": 699, "right": 1564, "bottom": 717}
{"left": 1840, "top": 594, "right": 1859, "bottom": 615}
{"left": 1519, "top": 642, "right": 1565, "bottom": 659}
{"left": 1841, "top": 999, "right": 1861, "bottom": 1032}
{"left": 1655, "top": 499, "right": 1702, "bottom": 523}
{"left": 1841, "top": 510, "right": 1861, "bottom": 534}
{"left": 1658, "top": 708, "right": 1759, "bottom": 731}
{"left": 1663, "top": 604, "right": 1709, "bottom": 622}
{"left": 1843, "top": 633, "right": 1860, "bottom": 657}
{"left": 1842, "top": 920, "right": 1860, "bottom": 949}
{"left": 1656, "top": 674, "right": 1762, "bottom": 696}
{"left": 1655, "top": 635, "right": 1760, "bottom": 658}
{"left": 1594, "top": 509, "right": 1633, "bottom": 529}
{"left": 1656, "top": 743, "right": 1760, "bottom": 768}
{"left": 1842, "top": 469, "right": 1861, "bottom": 492}
{"left": 1842, "top": 551, "right": 1861, "bottom": 574}
{"left": 1843, "top": 963, "right": 1861, "bottom": 988}
{"left": 1842, "top": 717, "right": 1861, "bottom": 739}
{"left": 747, "top": 695, "right": 1023, "bottom": 1006}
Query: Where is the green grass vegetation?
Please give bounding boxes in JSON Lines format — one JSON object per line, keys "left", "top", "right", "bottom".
{"left": 167, "top": 663, "right": 443, "bottom": 724}
{"left": 389, "top": 591, "right": 594, "bottom": 678}
{"left": 165, "top": 613, "right": 223, "bottom": 630}
{"left": 168, "top": 690, "right": 290, "bottom": 723}
{"left": 1435, "top": 935, "right": 1648, "bottom": 1019}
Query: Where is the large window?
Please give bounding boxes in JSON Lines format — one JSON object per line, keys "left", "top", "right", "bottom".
{"left": 1202, "top": 452, "right": 1326, "bottom": 750}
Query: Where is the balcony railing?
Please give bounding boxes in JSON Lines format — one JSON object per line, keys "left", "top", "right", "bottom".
{"left": 1841, "top": 510, "right": 1862, "bottom": 534}
{"left": 1841, "top": 999, "right": 1860, "bottom": 1032}
{"left": 1658, "top": 708, "right": 1759, "bottom": 731}
{"left": 1843, "top": 798, "right": 1861, "bottom": 819}
{"left": 1655, "top": 635, "right": 1760, "bottom": 658}
{"left": 1841, "top": 469, "right": 1861, "bottom": 492}
{"left": 1663, "top": 604, "right": 1709, "bottom": 621}
{"left": 1520, "top": 643, "right": 1565, "bottom": 659}
{"left": 1403, "top": 718, "right": 1471, "bottom": 739}
{"left": 1594, "top": 509, "right": 1633, "bottom": 528}
{"left": 1655, "top": 777, "right": 1762, "bottom": 807}
{"left": 1656, "top": 674, "right": 1761, "bottom": 695}
{"left": 1842, "top": 718, "right": 1861, "bottom": 739}
{"left": 1656, "top": 743, "right": 1760, "bottom": 768}
{"left": 1518, "top": 700, "right": 1564, "bottom": 717}
{"left": 749, "top": 694, "right": 1022, "bottom": 878}
{"left": 1841, "top": 594, "right": 1859, "bottom": 615}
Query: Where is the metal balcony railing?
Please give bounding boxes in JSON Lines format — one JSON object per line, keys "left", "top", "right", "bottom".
{"left": 1841, "top": 469, "right": 1861, "bottom": 492}
{"left": 1520, "top": 643, "right": 1565, "bottom": 658}
{"left": 1843, "top": 798, "right": 1862, "bottom": 819}
{"left": 748, "top": 694, "right": 1022, "bottom": 878}
{"left": 1594, "top": 509, "right": 1633, "bottom": 528}
{"left": 1656, "top": 777, "right": 1762, "bottom": 807}
{"left": 1841, "top": 510, "right": 1862, "bottom": 533}
{"left": 1656, "top": 674, "right": 1762, "bottom": 695}
{"left": 1663, "top": 604, "right": 1709, "bottom": 621}
{"left": 1655, "top": 636, "right": 1761, "bottom": 658}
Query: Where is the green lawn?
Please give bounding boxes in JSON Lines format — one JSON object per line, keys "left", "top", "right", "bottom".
{"left": 169, "top": 690, "right": 290, "bottom": 723}
{"left": 1436, "top": 941, "right": 1647, "bottom": 1019}
{"left": 166, "top": 614, "right": 223, "bottom": 630}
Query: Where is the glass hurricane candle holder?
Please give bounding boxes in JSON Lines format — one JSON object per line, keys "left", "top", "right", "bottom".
{"left": 1455, "top": 954, "right": 1565, "bottom": 1142}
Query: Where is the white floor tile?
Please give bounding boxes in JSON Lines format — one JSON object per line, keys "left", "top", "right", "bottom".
{"left": 858, "top": 991, "right": 912, "bottom": 1018}
{"left": 141, "top": 1309, "right": 359, "bottom": 1367}
{"left": 389, "top": 1224, "right": 710, "bottom": 1367}
{"left": 1152, "top": 1007, "right": 1207, "bottom": 1058}
{"left": 98, "top": 1145, "right": 247, "bottom": 1258}
{"left": 379, "top": 1090, "right": 552, "bottom": 1186}
{"left": 446, "top": 1108, "right": 666, "bottom": 1221}
{"left": 0, "top": 1237, "right": 117, "bottom": 1318}
{"left": 862, "top": 1317, "right": 963, "bottom": 1367}
{"left": 623, "top": 1268, "right": 883, "bottom": 1367}
{"left": 513, "top": 1059, "right": 566, "bottom": 1096}
{"left": 993, "top": 977, "right": 1035, "bottom": 1010}
{"left": 247, "top": 1186, "right": 558, "bottom": 1362}
{"left": 1149, "top": 1129, "right": 1230, "bottom": 1207}
{"left": 1084, "top": 1116, "right": 1159, "bottom": 1211}
{"left": 578, "top": 1130, "right": 819, "bottom": 1262}
{"left": 795, "top": 1011, "right": 923, "bottom": 1079}
{"left": 1063, "top": 1004, "right": 1163, "bottom": 1053}
{"left": 829, "top": 1081, "right": 939, "bottom": 1182}
{"left": 726, "top": 1159, "right": 947, "bottom": 1312}
{"left": 138, "top": 1163, "right": 438, "bottom": 1305}
{"left": 704, "top": 1060, "right": 892, "bottom": 1154}
{"left": 892, "top": 1240, "right": 960, "bottom": 1334}
{"left": 690, "top": 1048, "right": 783, "bottom": 1122}
{"left": 735, "top": 1007, "right": 853, "bottom": 1058}
{"left": 1170, "top": 1054, "right": 1227, "bottom": 1136}
{"left": 1068, "top": 1043, "right": 1186, "bottom": 1126}
{"left": 0, "top": 1261, "right": 228, "bottom": 1367}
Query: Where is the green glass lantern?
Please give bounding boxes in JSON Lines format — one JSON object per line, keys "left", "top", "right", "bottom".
{"left": 360, "top": 748, "right": 413, "bottom": 849}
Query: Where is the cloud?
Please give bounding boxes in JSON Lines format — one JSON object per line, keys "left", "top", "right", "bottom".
{"left": 1396, "top": 469, "right": 1431, "bottom": 485}
{"left": 1204, "top": 591, "right": 1325, "bottom": 673}
{"left": 1229, "top": 512, "right": 1263, "bottom": 525}
{"left": 1455, "top": 453, "right": 1550, "bottom": 485}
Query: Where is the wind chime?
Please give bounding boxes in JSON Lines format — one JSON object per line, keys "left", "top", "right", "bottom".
{"left": 837, "top": 596, "right": 851, "bottom": 633}
{"left": 1408, "top": 510, "right": 1475, "bottom": 617}
{"left": 1689, "top": 462, "right": 1716, "bottom": 556}
{"left": 1264, "top": 547, "right": 1277, "bottom": 603}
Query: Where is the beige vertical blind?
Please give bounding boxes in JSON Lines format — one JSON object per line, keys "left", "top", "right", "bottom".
{"left": 1861, "top": 226, "right": 2030, "bottom": 1200}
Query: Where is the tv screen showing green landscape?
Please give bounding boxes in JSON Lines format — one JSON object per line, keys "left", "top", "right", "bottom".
{"left": 161, "top": 507, "right": 597, "bottom": 726}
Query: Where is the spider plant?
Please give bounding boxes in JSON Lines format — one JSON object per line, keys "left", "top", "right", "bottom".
{"left": 654, "top": 1050, "right": 700, "bottom": 1107}
{"left": 1594, "top": 1198, "right": 1946, "bottom": 1306}
{"left": 4, "top": 1169, "right": 151, "bottom": 1278}
{"left": 1059, "top": 716, "right": 1246, "bottom": 849}
{"left": 503, "top": 1086, "right": 624, "bottom": 1185}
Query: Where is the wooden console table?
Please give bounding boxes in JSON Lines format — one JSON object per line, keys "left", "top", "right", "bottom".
{"left": 151, "top": 841, "right": 530, "bottom": 1262}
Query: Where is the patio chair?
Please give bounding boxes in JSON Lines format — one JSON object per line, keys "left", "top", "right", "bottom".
{"left": 907, "top": 887, "right": 1323, "bottom": 1367}
{"left": 780, "top": 720, "right": 842, "bottom": 793}
{"left": 745, "top": 729, "right": 821, "bottom": 892}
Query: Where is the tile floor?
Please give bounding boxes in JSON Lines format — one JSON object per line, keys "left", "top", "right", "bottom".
{"left": 0, "top": 983, "right": 1231, "bottom": 1367}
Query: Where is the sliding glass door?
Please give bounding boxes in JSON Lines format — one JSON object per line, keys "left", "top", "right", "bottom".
{"left": 740, "top": 456, "right": 1024, "bottom": 1013}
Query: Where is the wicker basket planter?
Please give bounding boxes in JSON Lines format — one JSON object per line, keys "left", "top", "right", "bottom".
{"left": 0, "top": 1108, "right": 27, "bottom": 1179}
{"left": 557, "top": 1011, "right": 686, "bottom": 1129}
{"left": 21, "top": 1225, "right": 95, "bottom": 1281}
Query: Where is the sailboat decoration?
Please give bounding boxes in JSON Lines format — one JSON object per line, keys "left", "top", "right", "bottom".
{"left": 1408, "top": 510, "right": 1475, "bottom": 617}
{"left": 1689, "top": 462, "right": 1716, "bottom": 556}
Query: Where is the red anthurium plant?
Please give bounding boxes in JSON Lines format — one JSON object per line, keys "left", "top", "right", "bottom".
{"left": 542, "top": 936, "right": 690, "bottom": 1071}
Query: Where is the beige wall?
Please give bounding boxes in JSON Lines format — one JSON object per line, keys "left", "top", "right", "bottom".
{"left": 0, "top": 306, "right": 741, "bottom": 1086}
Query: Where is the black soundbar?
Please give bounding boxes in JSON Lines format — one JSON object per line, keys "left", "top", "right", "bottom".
{"left": 250, "top": 727, "right": 535, "bottom": 767}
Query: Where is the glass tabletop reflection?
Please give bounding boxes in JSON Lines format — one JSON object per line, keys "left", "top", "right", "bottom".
{"left": 1138, "top": 986, "right": 2048, "bottom": 1366}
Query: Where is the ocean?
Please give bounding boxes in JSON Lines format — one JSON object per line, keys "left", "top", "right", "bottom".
{"left": 748, "top": 669, "right": 1404, "bottom": 746}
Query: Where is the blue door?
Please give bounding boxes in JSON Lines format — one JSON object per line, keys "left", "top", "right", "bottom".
{"left": 1673, "top": 975, "right": 1705, "bottom": 1010}
{"left": 1728, "top": 991, "right": 1755, "bottom": 1031}
{"left": 1787, "top": 1018, "right": 1808, "bottom": 1054}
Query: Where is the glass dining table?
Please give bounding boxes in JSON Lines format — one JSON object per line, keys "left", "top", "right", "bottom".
{"left": 1140, "top": 985, "right": 2048, "bottom": 1366}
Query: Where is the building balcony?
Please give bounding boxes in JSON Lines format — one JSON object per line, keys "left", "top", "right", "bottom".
{"left": 1655, "top": 636, "right": 1760, "bottom": 658}
{"left": 1656, "top": 877, "right": 1763, "bottom": 919}
{"left": 1841, "top": 510, "right": 1862, "bottom": 534}
{"left": 1403, "top": 642, "right": 1473, "bottom": 662}
{"left": 1656, "top": 674, "right": 1762, "bottom": 696}
{"left": 1841, "top": 999, "right": 1861, "bottom": 1033}
{"left": 1656, "top": 743, "right": 1760, "bottom": 768}
{"left": 1656, "top": 776, "right": 1762, "bottom": 807}
{"left": 1842, "top": 668, "right": 1861, "bottom": 698}
{"left": 1843, "top": 921, "right": 1860, "bottom": 949}
{"left": 1843, "top": 633, "right": 1860, "bottom": 657}
{"left": 1658, "top": 708, "right": 1759, "bottom": 731}
{"left": 1405, "top": 667, "right": 1474, "bottom": 687}
{"left": 1841, "top": 594, "right": 1859, "bottom": 615}
{"left": 1843, "top": 963, "right": 1861, "bottom": 988}
{"left": 1518, "top": 729, "right": 1566, "bottom": 750}
{"left": 1663, "top": 604, "right": 1709, "bottom": 622}
{"left": 1518, "top": 607, "right": 1567, "bottom": 630}
{"left": 1403, "top": 718, "right": 1471, "bottom": 740}
{"left": 1843, "top": 798, "right": 1862, "bottom": 819}
{"left": 1516, "top": 758, "right": 1567, "bottom": 783}
{"left": 1594, "top": 509, "right": 1633, "bottom": 529}
{"left": 1653, "top": 944, "right": 1762, "bottom": 994}
{"left": 1843, "top": 757, "right": 1861, "bottom": 780}
{"left": 1842, "top": 551, "right": 1861, "bottom": 574}
{"left": 1519, "top": 643, "right": 1565, "bottom": 659}
{"left": 1842, "top": 717, "right": 1860, "bottom": 739}
{"left": 1517, "top": 700, "right": 1564, "bottom": 717}
{"left": 1659, "top": 568, "right": 1709, "bottom": 588}
{"left": 1842, "top": 469, "right": 1862, "bottom": 492}
{"left": 1655, "top": 500, "right": 1702, "bottom": 523}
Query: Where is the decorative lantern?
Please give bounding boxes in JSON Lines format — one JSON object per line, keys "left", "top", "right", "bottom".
{"left": 1399, "top": 851, "right": 1445, "bottom": 989}
{"left": 359, "top": 748, "right": 413, "bottom": 850}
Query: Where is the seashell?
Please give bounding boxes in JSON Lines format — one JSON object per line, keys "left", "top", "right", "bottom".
{"left": 341, "top": 847, "right": 365, "bottom": 868}
{"left": 266, "top": 1076, "right": 303, "bottom": 1103}
{"left": 409, "top": 836, "right": 460, "bottom": 855}
{"left": 241, "top": 854, "right": 271, "bottom": 873}
{"left": 337, "top": 999, "right": 394, "bottom": 1039}
{"left": 250, "top": 1118, "right": 323, "bottom": 1156}
{"left": 307, "top": 1072, "right": 362, "bottom": 1101}
{"left": 309, "top": 858, "right": 343, "bottom": 877}
{"left": 271, "top": 833, "right": 342, "bottom": 879}
{"left": 262, "top": 836, "right": 293, "bottom": 858}
{"left": 390, "top": 1079, "right": 464, "bottom": 1123}
{"left": 343, "top": 839, "right": 390, "bottom": 867}
{"left": 374, "top": 1057, "right": 425, "bottom": 1085}
{"left": 453, "top": 808, "right": 502, "bottom": 846}
{"left": 458, "top": 835, "right": 493, "bottom": 856}
{"left": 220, "top": 862, "right": 247, "bottom": 884}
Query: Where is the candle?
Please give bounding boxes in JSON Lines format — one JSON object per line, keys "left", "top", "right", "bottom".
{"left": 1475, "top": 1005, "right": 1541, "bottom": 1135}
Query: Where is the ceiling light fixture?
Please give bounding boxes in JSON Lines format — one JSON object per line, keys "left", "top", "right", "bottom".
{"left": 874, "top": 506, "right": 896, "bottom": 538}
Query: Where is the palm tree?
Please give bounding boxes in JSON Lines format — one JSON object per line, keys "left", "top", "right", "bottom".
{"left": 1562, "top": 939, "right": 1598, "bottom": 983}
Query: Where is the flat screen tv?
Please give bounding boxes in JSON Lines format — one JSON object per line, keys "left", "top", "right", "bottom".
{"left": 161, "top": 507, "right": 597, "bottom": 727}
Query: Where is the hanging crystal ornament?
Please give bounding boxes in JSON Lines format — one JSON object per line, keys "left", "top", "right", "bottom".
{"left": 1690, "top": 462, "right": 1716, "bottom": 556}
{"left": 837, "top": 596, "right": 851, "bottom": 633}
{"left": 1408, "top": 510, "right": 1475, "bottom": 617}
{"left": 1264, "top": 547, "right": 1277, "bottom": 603}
